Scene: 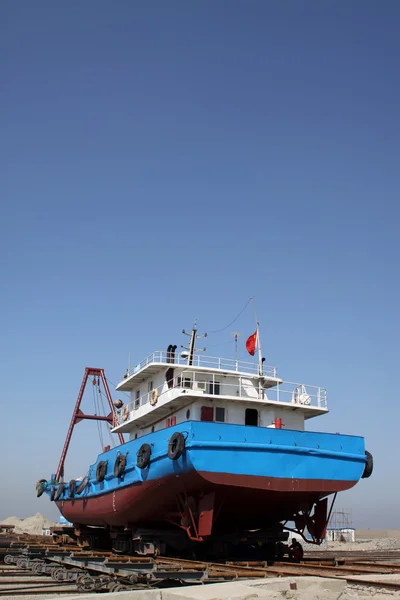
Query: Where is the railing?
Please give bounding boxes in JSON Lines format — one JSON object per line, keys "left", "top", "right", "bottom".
{"left": 126, "top": 351, "right": 277, "bottom": 378}
{"left": 114, "top": 372, "right": 328, "bottom": 427}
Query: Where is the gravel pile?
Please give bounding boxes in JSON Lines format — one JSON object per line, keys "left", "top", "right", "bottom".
{"left": 1, "top": 512, "right": 56, "bottom": 535}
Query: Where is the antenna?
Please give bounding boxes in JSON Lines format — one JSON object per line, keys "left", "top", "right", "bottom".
{"left": 182, "top": 319, "right": 208, "bottom": 365}
{"left": 230, "top": 332, "right": 241, "bottom": 366}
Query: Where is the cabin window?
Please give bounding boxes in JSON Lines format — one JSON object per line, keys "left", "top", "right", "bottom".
{"left": 151, "top": 425, "right": 155, "bottom": 433}
{"left": 208, "top": 381, "right": 220, "bottom": 395}
{"left": 215, "top": 407, "right": 225, "bottom": 422}
{"left": 186, "top": 409, "right": 190, "bottom": 419}
{"left": 245, "top": 408, "right": 258, "bottom": 426}
{"left": 176, "top": 376, "right": 191, "bottom": 389}
{"left": 201, "top": 406, "right": 214, "bottom": 422}
{"left": 135, "top": 390, "right": 141, "bottom": 408}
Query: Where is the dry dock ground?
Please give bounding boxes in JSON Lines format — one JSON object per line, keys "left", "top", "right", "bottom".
{"left": 0, "top": 530, "right": 399, "bottom": 600}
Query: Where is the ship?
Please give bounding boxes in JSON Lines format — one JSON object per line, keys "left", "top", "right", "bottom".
{"left": 37, "top": 322, "right": 373, "bottom": 558}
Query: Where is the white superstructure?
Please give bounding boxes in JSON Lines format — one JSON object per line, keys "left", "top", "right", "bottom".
{"left": 112, "top": 330, "right": 328, "bottom": 440}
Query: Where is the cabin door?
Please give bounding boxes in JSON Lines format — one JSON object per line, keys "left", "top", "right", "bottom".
{"left": 201, "top": 406, "right": 214, "bottom": 422}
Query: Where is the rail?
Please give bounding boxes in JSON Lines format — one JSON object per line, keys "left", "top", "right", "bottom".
{"left": 3, "top": 543, "right": 400, "bottom": 596}
{"left": 115, "top": 373, "right": 327, "bottom": 426}
{"left": 126, "top": 350, "right": 277, "bottom": 378}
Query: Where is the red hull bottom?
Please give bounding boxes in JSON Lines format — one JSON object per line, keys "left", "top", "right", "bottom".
{"left": 57, "top": 471, "right": 355, "bottom": 533}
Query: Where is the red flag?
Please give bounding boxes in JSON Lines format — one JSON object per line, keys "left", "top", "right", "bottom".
{"left": 246, "top": 330, "right": 257, "bottom": 356}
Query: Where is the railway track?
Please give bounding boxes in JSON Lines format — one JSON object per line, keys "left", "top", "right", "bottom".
{"left": 1, "top": 536, "right": 399, "bottom": 597}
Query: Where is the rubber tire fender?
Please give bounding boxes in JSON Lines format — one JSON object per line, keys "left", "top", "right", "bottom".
{"left": 168, "top": 432, "right": 185, "bottom": 460}
{"left": 54, "top": 483, "right": 65, "bottom": 501}
{"left": 69, "top": 479, "right": 77, "bottom": 498}
{"left": 362, "top": 450, "right": 373, "bottom": 478}
{"left": 137, "top": 443, "right": 151, "bottom": 469}
{"left": 36, "top": 479, "right": 47, "bottom": 498}
{"left": 76, "top": 476, "right": 89, "bottom": 495}
{"left": 114, "top": 454, "right": 127, "bottom": 477}
{"left": 96, "top": 461, "right": 108, "bottom": 482}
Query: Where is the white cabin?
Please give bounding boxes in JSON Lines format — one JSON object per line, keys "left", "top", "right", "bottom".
{"left": 112, "top": 344, "right": 328, "bottom": 440}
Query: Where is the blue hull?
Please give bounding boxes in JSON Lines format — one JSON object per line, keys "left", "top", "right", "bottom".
{"left": 45, "top": 422, "right": 367, "bottom": 531}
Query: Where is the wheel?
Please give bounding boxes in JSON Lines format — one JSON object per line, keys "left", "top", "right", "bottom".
{"left": 52, "top": 567, "right": 66, "bottom": 581}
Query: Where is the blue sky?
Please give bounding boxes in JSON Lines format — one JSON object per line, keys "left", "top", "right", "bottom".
{"left": 1, "top": 1, "right": 399, "bottom": 528}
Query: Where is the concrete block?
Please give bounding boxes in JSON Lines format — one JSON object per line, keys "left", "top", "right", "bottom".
{"left": 162, "top": 581, "right": 272, "bottom": 600}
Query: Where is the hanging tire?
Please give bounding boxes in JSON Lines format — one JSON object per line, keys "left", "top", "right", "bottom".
{"left": 114, "top": 454, "right": 127, "bottom": 477}
{"left": 96, "top": 461, "right": 108, "bottom": 482}
{"left": 168, "top": 432, "right": 185, "bottom": 460}
{"left": 362, "top": 450, "right": 373, "bottom": 478}
{"left": 137, "top": 443, "right": 151, "bottom": 469}
{"left": 76, "top": 476, "right": 89, "bottom": 494}
{"left": 54, "top": 483, "right": 65, "bottom": 501}
{"left": 69, "top": 479, "right": 77, "bottom": 498}
{"left": 35, "top": 479, "right": 47, "bottom": 498}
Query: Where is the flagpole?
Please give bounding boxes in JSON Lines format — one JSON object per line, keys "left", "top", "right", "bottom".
{"left": 250, "top": 297, "right": 263, "bottom": 376}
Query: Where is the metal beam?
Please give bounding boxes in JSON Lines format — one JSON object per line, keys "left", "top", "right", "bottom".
{"left": 55, "top": 368, "right": 124, "bottom": 481}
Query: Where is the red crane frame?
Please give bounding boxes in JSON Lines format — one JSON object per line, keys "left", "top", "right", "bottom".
{"left": 56, "top": 367, "right": 125, "bottom": 481}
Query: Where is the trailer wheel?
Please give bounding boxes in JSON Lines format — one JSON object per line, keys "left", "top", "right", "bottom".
{"left": 168, "top": 432, "right": 185, "bottom": 460}
{"left": 137, "top": 444, "right": 151, "bottom": 469}
{"left": 362, "top": 450, "right": 373, "bottom": 478}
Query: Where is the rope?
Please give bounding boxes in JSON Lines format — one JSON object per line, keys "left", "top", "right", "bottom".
{"left": 92, "top": 381, "right": 104, "bottom": 450}
{"left": 106, "top": 378, "right": 130, "bottom": 399}
{"left": 207, "top": 296, "right": 254, "bottom": 334}
{"left": 98, "top": 388, "right": 117, "bottom": 448}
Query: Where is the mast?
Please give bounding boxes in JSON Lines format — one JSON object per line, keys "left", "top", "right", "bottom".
{"left": 182, "top": 319, "right": 207, "bottom": 365}
{"left": 250, "top": 298, "right": 263, "bottom": 376}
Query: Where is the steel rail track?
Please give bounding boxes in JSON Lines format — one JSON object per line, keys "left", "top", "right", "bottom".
{"left": 1, "top": 538, "right": 400, "bottom": 596}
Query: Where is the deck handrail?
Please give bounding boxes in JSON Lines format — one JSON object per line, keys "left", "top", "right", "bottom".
{"left": 125, "top": 350, "right": 277, "bottom": 378}
{"left": 114, "top": 376, "right": 328, "bottom": 428}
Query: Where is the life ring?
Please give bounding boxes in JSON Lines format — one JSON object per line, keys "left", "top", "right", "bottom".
{"left": 76, "top": 476, "right": 89, "bottom": 495}
{"left": 35, "top": 479, "right": 47, "bottom": 498}
{"left": 122, "top": 405, "right": 130, "bottom": 421}
{"left": 96, "top": 461, "right": 108, "bottom": 482}
{"left": 150, "top": 389, "right": 159, "bottom": 406}
{"left": 168, "top": 432, "right": 185, "bottom": 460}
{"left": 54, "top": 483, "right": 65, "bottom": 501}
{"left": 137, "top": 443, "right": 151, "bottom": 469}
{"left": 114, "top": 454, "right": 127, "bottom": 477}
{"left": 362, "top": 450, "right": 373, "bottom": 478}
{"left": 69, "top": 479, "right": 77, "bottom": 498}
